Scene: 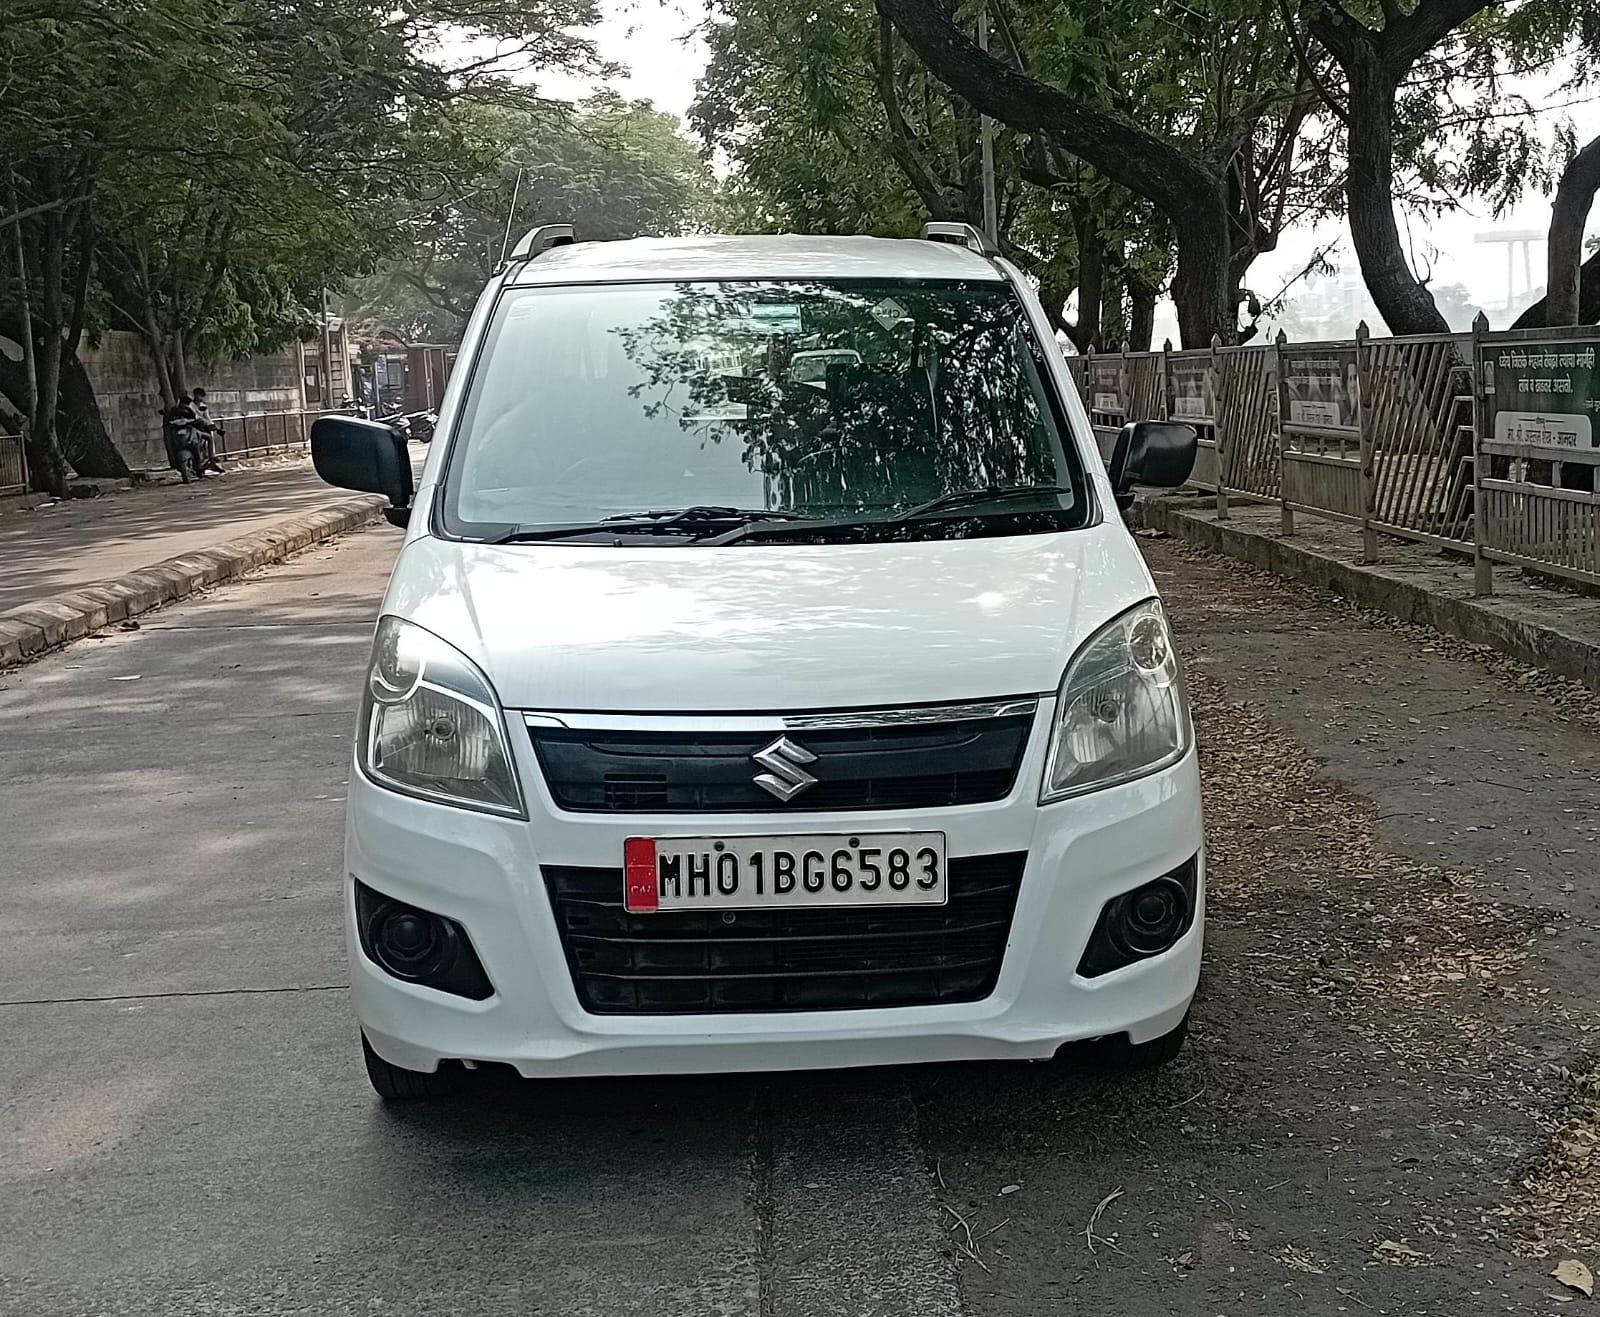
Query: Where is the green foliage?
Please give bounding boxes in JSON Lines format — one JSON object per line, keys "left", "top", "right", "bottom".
{"left": 348, "top": 95, "right": 714, "bottom": 344}
{"left": 0, "top": 0, "right": 603, "bottom": 393}
{"left": 695, "top": 0, "right": 1339, "bottom": 344}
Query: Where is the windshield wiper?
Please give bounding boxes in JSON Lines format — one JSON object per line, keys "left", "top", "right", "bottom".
{"left": 890, "top": 484, "right": 1075, "bottom": 523}
{"left": 706, "top": 487, "right": 1076, "bottom": 547}
{"left": 603, "top": 505, "right": 808, "bottom": 527}
{"left": 486, "top": 507, "right": 806, "bottom": 544}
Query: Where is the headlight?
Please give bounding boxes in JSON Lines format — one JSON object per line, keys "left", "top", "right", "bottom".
{"left": 358, "top": 616, "right": 524, "bottom": 817}
{"left": 1041, "top": 600, "right": 1191, "bottom": 802}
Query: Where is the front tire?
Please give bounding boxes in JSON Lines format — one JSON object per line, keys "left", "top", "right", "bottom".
{"left": 361, "top": 1034, "right": 462, "bottom": 1101}
{"left": 1102, "top": 1013, "right": 1189, "bottom": 1070}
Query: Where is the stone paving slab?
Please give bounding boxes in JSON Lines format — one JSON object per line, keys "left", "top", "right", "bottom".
{"left": 0, "top": 494, "right": 382, "bottom": 668}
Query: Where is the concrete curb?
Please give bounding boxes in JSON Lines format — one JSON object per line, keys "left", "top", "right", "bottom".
{"left": 0, "top": 494, "right": 385, "bottom": 669}
{"left": 1136, "top": 495, "right": 1600, "bottom": 694}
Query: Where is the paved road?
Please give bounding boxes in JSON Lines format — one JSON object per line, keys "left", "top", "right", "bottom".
{"left": 1, "top": 525, "right": 1595, "bottom": 1315}
{"left": 0, "top": 458, "right": 354, "bottom": 613}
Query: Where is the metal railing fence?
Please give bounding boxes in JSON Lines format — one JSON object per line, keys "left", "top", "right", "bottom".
{"left": 210, "top": 408, "right": 342, "bottom": 460}
{"left": 0, "top": 431, "right": 27, "bottom": 497}
{"left": 1067, "top": 320, "right": 1600, "bottom": 593}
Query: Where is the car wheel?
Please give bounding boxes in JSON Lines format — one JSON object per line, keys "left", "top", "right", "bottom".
{"left": 361, "top": 1034, "right": 462, "bottom": 1101}
{"left": 1102, "top": 1013, "right": 1189, "bottom": 1070}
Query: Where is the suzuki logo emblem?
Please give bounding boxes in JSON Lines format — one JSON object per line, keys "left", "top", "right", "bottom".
{"left": 752, "top": 736, "right": 819, "bottom": 802}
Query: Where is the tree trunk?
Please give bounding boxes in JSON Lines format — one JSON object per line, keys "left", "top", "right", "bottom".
{"left": 1066, "top": 214, "right": 1104, "bottom": 354}
{"left": 0, "top": 313, "right": 127, "bottom": 482}
{"left": 1543, "top": 134, "right": 1600, "bottom": 327}
{"left": 1169, "top": 207, "right": 1234, "bottom": 349}
{"left": 1514, "top": 247, "right": 1600, "bottom": 327}
{"left": 1037, "top": 270, "right": 1074, "bottom": 338}
{"left": 54, "top": 352, "right": 128, "bottom": 478}
{"left": 1344, "top": 50, "right": 1450, "bottom": 335}
{"left": 29, "top": 187, "right": 69, "bottom": 495}
{"left": 1129, "top": 279, "right": 1158, "bottom": 351}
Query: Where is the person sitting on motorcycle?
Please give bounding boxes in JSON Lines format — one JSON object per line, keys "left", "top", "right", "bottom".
{"left": 161, "top": 394, "right": 208, "bottom": 483}
{"left": 190, "top": 387, "right": 224, "bottom": 473}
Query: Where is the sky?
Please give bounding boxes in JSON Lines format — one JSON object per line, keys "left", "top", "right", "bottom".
{"left": 539, "top": 1, "right": 709, "bottom": 121}
{"left": 537, "top": 0, "right": 1600, "bottom": 338}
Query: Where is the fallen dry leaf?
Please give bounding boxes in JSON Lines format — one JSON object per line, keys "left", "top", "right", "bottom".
{"left": 1553, "top": 1259, "right": 1594, "bottom": 1297}
{"left": 1375, "top": 1239, "right": 1428, "bottom": 1266}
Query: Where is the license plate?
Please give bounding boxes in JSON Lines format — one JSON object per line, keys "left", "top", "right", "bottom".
{"left": 623, "top": 833, "right": 947, "bottom": 913}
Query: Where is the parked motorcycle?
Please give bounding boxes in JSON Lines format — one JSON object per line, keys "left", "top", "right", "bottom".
{"left": 380, "top": 405, "right": 412, "bottom": 444}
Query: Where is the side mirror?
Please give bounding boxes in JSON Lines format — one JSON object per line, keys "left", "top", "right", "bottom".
{"left": 1108, "top": 420, "right": 1198, "bottom": 512}
{"left": 311, "top": 415, "right": 413, "bottom": 527}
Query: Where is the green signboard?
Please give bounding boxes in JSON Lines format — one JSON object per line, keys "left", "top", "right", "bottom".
{"left": 1489, "top": 340, "right": 1600, "bottom": 458}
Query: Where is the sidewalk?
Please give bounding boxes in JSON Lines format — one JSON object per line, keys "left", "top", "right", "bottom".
{"left": 0, "top": 457, "right": 385, "bottom": 666}
{"left": 1138, "top": 492, "right": 1600, "bottom": 692}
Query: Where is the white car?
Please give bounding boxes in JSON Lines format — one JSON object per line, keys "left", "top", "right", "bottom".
{"left": 311, "top": 223, "right": 1203, "bottom": 1100}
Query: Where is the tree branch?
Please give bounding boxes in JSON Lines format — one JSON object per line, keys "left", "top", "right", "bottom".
{"left": 1383, "top": 0, "right": 1499, "bottom": 74}
{"left": 874, "top": 0, "right": 1222, "bottom": 219}
{"left": 873, "top": 17, "right": 962, "bottom": 218}
{"left": 1276, "top": 0, "right": 1350, "bottom": 125}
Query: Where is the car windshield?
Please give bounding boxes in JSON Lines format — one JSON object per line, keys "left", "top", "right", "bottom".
{"left": 440, "top": 278, "right": 1089, "bottom": 541}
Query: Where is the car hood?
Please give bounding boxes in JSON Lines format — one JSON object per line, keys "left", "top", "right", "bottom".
{"left": 383, "top": 527, "right": 1153, "bottom": 713}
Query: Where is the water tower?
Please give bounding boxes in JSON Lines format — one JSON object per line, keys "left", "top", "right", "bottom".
{"left": 1472, "top": 229, "right": 1546, "bottom": 316}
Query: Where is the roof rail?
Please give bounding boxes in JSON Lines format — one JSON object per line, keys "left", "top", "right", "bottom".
{"left": 920, "top": 221, "right": 999, "bottom": 257}
{"left": 508, "top": 223, "right": 576, "bottom": 262}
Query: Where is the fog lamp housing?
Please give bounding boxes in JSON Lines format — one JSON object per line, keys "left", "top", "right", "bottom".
{"left": 1077, "top": 856, "right": 1199, "bottom": 978}
{"left": 354, "top": 880, "right": 494, "bottom": 1000}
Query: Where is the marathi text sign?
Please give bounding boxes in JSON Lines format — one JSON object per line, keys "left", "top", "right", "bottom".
{"left": 1489, "top": 341, "right": 1600, "bottom": 458}
{"left": 1283, "top": 348, "right": 1359, "bottom": 430}
{"left": 1168, "top": 357, "right": 1216, "bottom": 422}
{"left": 1088, "top": 358, "right": 1124, "bottom": 415}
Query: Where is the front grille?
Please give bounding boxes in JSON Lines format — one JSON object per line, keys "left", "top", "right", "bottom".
{"left": 542, "top": 852, "right": 1026, "bottom": 1014}
{"left": 528, "top": 710, "right": 1034, "bottom": 814}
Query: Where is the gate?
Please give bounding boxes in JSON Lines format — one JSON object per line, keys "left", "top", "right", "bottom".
{"left": 0, "top": 431, "right": 26, "bottom": 497}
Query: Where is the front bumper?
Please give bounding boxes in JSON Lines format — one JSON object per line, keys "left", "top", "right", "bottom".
{"left": 345, "top": 714, "right": 1205, "bottom": 1078}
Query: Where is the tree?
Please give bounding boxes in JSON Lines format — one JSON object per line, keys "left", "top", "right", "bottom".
{"left": 694, "top": 1, "right": 1091, "bottom": 328}
{"left": 0, "top": 0, "right": 223, "bottom": 488}
{"left": 349, "top": 95, "right": 713, "bottom": 342}
{"left": 0, "top": 0, "right": 602, "bottom": 490}
{"left": 697, "top": 0, "right": 1318, "bottom": 348}
{"left": 1283, "top": 0, "right": 1592, "bottom": 334}
{"left": 1514, "top": 249, "right": 1600, "bottom": 328}
{"left": 872, "top": 0, "right": 1328, "bottom": 345}
{"left": 1293, "top": 0, "right": 1496, "bottom": 335}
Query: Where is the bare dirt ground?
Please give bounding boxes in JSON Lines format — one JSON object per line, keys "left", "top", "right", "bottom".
{"left": 910, "top": 533, "right": 1600, "bottom": 1315}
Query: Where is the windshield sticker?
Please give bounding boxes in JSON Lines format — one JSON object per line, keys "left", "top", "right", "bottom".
{"left": 870, "top": 297, "right": 909, "bottom": 331}
{"left": 734, "top": 304, "right": 804, "bottom": 335}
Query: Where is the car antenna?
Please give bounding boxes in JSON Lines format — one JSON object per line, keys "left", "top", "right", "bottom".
{"left": 496, "top": 165, "right": 525, "bottom": 271}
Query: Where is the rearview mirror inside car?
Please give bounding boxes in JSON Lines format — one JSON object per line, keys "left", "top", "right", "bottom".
{"left": 1108, "top": 420, "right": 1198, "bottom": 512}
{"left": 311, "top": 415, "right": 414, "bottom": 526}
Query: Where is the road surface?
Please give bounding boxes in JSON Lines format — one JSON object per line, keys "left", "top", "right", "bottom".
{"left": 2, "top": 523, "right": 1596, "bottom": 1315}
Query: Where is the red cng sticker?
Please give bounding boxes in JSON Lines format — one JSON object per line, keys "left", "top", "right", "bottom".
{"left": 624, "top": 838, "right": 659, "bottom": 913}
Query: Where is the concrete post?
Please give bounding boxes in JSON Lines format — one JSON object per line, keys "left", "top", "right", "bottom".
{"left": 1210, "top": 333, "right": 1228, "bottom": 520}
{"left": 1276, "top": 330, "right": 1293, "bottom": 536}
{"left": 1355, "top": 321, "right": 1377, "bottom": 563}
{"left": 1471, "top": 312, "right": 1494, "bottom": 596}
